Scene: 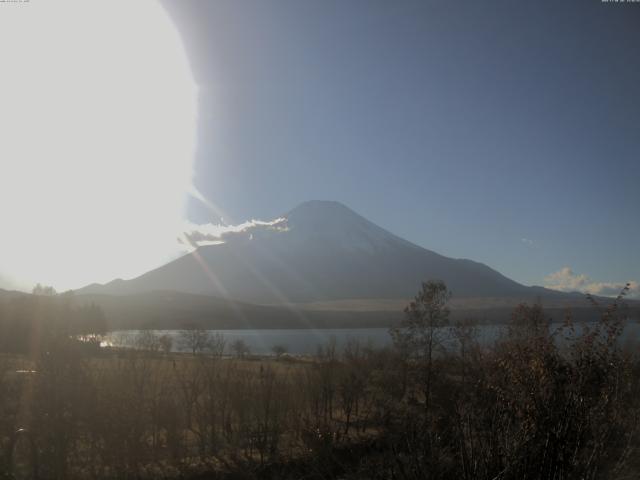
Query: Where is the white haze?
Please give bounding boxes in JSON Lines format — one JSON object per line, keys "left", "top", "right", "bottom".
{"left": 0, "top": 0, "right": 197, "bottom": 291}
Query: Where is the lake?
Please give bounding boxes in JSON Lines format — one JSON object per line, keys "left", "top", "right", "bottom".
{"left": 107, "top": 328, "right": 394, "bottom": 355}
{"left": 106, "top": 320, "right": 640, "bottom": 356}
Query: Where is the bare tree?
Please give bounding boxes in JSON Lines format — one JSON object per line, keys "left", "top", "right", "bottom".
{"left": 271, "top": 344, "right": 288, "bottom": 358}
{"left": 158, "top": 334, "right": 173, "bottom": 355}
{"left": 135, "top": 330, "right": 160, "bottom": 353}
{"left": 32, "top": 283, "right": 57, "bottom": 296}
{"left": 390, "top": 280, "right": 450, "bottom": 412}
{"left": 179, "top": 328, "right": 211, "bottom": 356}
{"left": 230, "top": 339, "right": 250, "bottom": 359}
{"left": 205, "top": 332, "right": 226, "bottom": 357}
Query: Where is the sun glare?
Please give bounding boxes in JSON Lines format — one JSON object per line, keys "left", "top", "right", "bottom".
{"left": 0, "top": 0, "right": 197, "bottom": 291}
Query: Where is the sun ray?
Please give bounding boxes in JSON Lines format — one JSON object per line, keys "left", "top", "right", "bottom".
{"left": 187, "top": 249, "right": 253, "bottom": 329}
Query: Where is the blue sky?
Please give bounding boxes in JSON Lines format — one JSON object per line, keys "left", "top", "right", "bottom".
{"left": 163, "top": 0, "right": 639, "bottom": 293}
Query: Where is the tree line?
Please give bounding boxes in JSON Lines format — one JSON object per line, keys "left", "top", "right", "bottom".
{"left": 0, "top": 291, "right": 106, "bottom": 354}
{"left": 0, "top": 281, "right": 637, "bottom": 479}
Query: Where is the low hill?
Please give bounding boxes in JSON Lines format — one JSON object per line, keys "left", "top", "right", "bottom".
{"left": 71, "top": 290, "right": 639, "bottom": 331}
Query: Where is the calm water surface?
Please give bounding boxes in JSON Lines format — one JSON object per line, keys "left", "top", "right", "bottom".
{"left": 107, "top": 320, "right": 640, "bottom": 355}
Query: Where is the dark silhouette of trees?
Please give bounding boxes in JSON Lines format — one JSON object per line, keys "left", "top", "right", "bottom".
{"left": 0, "top": 281, "right": 637, "bottom": 479}
{"left": 32, "top": 284, "right": 57, "bottom": 296}
{"left": 0, "top": 292, "right": 106, "bottom": 353}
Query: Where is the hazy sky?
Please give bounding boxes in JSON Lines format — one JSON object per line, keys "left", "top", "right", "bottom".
{"left": 161, "top": 0, "right": 639, "bottom": 292}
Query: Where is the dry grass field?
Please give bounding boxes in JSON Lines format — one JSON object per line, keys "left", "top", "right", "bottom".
{"left": 1, "top": 283, "right": 640, "bottom": 479}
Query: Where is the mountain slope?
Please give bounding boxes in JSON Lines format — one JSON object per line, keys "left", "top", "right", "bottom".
{"left": 79, "top": 200, "right": 545, "bottom": 303}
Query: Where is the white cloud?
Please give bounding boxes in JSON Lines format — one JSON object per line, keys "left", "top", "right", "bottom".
{"left": 544, "top": 267, "right": 639, "bottom": 299}
{"left": 179, "top": 217, "right": 288, "bottom": 250}
{"left": 521, "top": 238, "right": 534, "bottom": 246}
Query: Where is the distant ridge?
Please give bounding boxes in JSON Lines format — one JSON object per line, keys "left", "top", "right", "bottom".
{"left": 0, "top": 288, "right": 27, "bottom": 299}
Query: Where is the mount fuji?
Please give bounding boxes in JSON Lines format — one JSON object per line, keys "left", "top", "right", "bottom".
{"left": 80, "top": 200, "right": 553, "bottom": 303}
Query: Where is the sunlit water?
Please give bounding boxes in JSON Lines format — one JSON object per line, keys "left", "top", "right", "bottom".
{"left": 104, "top": 320, "right": 640, "bottom": 356}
